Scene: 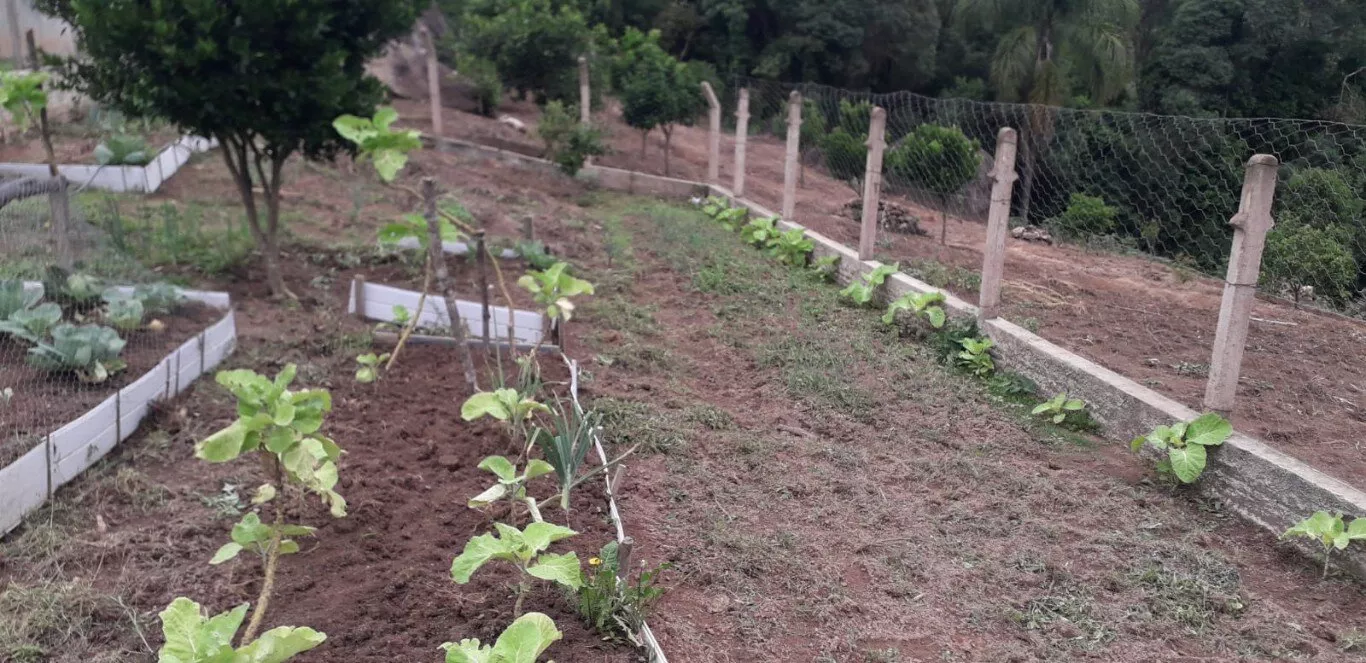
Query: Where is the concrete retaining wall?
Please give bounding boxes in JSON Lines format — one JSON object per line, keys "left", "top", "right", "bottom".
{"left": 0, "top": 136, "right": 216, "bottom": 193}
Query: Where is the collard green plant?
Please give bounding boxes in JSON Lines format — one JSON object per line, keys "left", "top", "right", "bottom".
{"left": 577, "top": 541, "right": 669, "bottom": 644}
{"left": 0, "top": 302, "right": 62, "bottom": 344}
{"left": 700, "top": 196, "right": 729, "bottom": 218}
{"left": 353, "top": 352, "right": 390, "bottom": 384}
{"left": 451, "top": 521, "right": 583, "bottom": 616}
{"left": 27, "top": 323, "right": 126, "bottom": 382}
{"left": 715, "top": 206, "right": 748, "bottom": 232}
{"left": 103, "top": 294, "right": 144, "bottom": 332}
{"left": 333, "top": 106, "right": 422, "bottom": 183}
{"left": 132, "top": 282, "right": 186, "bottom": 314}
{"left": 841, "top": 263, "right": 899, "bottom": 306}
{"left": 0, "top": 280, "right": 41, "bottom": 319}
{"left": 196, "top": 365, "right": 346, "bottom": 517}
{"left": 469, "top": 455, "right": 555, "bottom": 511}
{"left": 738, "top": 215, "right": 779, "bottom": 247}
{"left": 517, "top": 262, "right": 595, "bottom": 322}
{"left": 1032, "top": 392, "right": 1085, "bottom": 425}
{"left": 882, "top": 290, "right": 946, "bottom": 328}
{"left": 440, "top": 612, "right": 562, "bottom": 663}
{"left": 156, "top": 597, "right": 325, "bottom": 663}
{"left": 94, "top": 134, "right": 151, "bottom": 165}
{"left": 1281, "top": 511, "right": 1366, "bottom": 579}
{"left": 1130, "top": 413, "right": 1232, "bottom": 484}
{"left": 810, "top": 255, "right": 841, "bottom": 282}
{"left": 463, "top": 388, "right": 550, "bottom": 448}
{"left": 376, "top": 212, "right": 464, "bottom": 251}
{"left": 210, "top": 512, "right": 315, "bottom": 565}
{"left": 955, "top": 336, "right": 995, "bottom": 377}
{"left": 44, "top": 267, "right": 103, "bottom": 308}
{"left": 0, "top": 71, "right": 48, "bottom": 132}
{"left": 768, "top": 229, "right": 814, "bottom": 266}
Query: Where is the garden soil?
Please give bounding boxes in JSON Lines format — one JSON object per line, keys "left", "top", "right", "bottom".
{"left": 396, "top": 97, "right": 1366, "bottom": 493}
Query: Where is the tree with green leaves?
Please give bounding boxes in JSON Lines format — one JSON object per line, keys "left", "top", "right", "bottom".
{"left": 35, "top": 0, "right": 419, "bottom": 297}
{"left": 956, "top": 0, "right": 1139, "bottom": 221}
{"left": 886, "top": 123, "right": 980, "bottom": 243}
{"left": 460, "top": 0, "right": 596, "bottom": 103}
{"left": 615, "top": 28, "right": 704, "bottom": 175}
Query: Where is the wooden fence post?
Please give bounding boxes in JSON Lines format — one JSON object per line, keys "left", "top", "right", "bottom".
{"left": 977, "top": 128, "right": 1019, "bottom": 320}
{"left": 419, "top": 26, "right": 442, "bottom": 135}
{"left": 733, "top": 88, "right": 749, "bottom": 197}
{"left": 1204, "top": 154, "right": 1279, "bottom": 416}
{"left": 782, "top": 90, "right": 802, "bottom": 220}
{"left": 701, "top": 82, "right": 721, "bottom": 183}
{"left": 857, "top": 107, "right": 887, "bottom": 261}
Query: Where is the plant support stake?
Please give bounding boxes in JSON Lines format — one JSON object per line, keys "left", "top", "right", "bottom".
{"left": 422, "top": 177, "right": 479, "bottom": 390}
{"left": 476, "top": 230, "right": 491, "bottom": 348}
{"left": 978, "top": 127, "right": 1019, "bottom": 320}
{"left": 1204, "top": 155, "right": 1279, "bottom": 415}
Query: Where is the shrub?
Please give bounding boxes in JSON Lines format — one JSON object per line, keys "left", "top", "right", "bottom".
{"left": 458, "top": 54, "right": 503, "bottom": 117}
{"left": 886, "top": 124, "right": 980, "bottom": 244}
{"left": 1260, "top": 220, "right": 1358, "bottom": 305}
{"left": 461, "top": 0, "right": 592, "bottom": 103}
{"left": 1281, "top": 168, "right": 1362, "bottom": 228}
{"left": 1049, "top": 193, "right": 1118, "bottom": 239}
{"left": 537, "top": 101, "right": 606, "bottom": 177}
{"left": 615, "top": 28, "right": 702, "bottom": 175}
{"left": 836, "top": 99, "right": 872, "bottom": 135}
{"left": 821, "top": 128, "right": 867, "bottom": 186}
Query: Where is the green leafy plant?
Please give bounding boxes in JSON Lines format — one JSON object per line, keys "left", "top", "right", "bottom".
{"left": 0, "top": 302, "right": 62, "bottom": 344}
{"left": 43, "top": 267, "right": 103, "bottom": 308}
{"left": 615, "top": 27, "right": 704, "bottom": 175}
{"left": 27, "top": 323, "right": 126, "bottom": 382}
{"left": 699, "top": 195, "right": 729, "bottom": 218}
{"left": 955, "top": 336, "right": 995, "bottom": 377}
{"left": 517, "top": 240, "right": 559, "bottom": 271}
{"left": 537, "top": 100, "right": 606, "bottom": 177}
{"left": 0, "top": 280, "right": 41, "bottom": 318}
{"left": 533, "top": 401, "right": 638, "bottom": 512}
{"left": 1281, "top": 511, "right": 1366, "bottom": 579}
{"left": 94, "top": 134, "right": 151, "bottom": 165}
{"left": 132, "top": 282, "right": 186, "bottom": 315}
{"left": 451, "top": 521, "right": 583, "bottom": 616}
{"left": 738, "top": 215, "right": 779, "bottom": 247}
{"left": 1031, "top": 392, "right": 1086, "bottom": 425}
{"left": 195, "top": 364, "right": 344, "bottom": 641}
{"left": 1130, "top": 413, "right": 1232, "bottom": 484}
{"left": 1048, "top": 193, "right": 1118, "bottom": 240}
{"left": 333, "top": 106, "right": 422, "bottom": 182}
{"left": 517, "top": 262, "right": 595, "bottom": 322}
{"left": 156, "top": 597, "right": 325, "bottom": 663}
{"left": 440, "top": 612, "right": 561, "bottom": 663}
{"left": 0, "top": 71, "right": 48, "bottom": 132}
{"left": 840, "top": 263, "right": 899, "bottom": 306}
{"left": 354, "top": 352, "right": 390, "bottom": 384}
{"left": 577, "top": 541, "right": 670, "bottom": 644}
{"left": 715, "top": 206, "right": 748, "bottom": 232}
{"left": 457, "top": 53, "right": 503, "bottom": 118}
{"left": 885, "top": 123, "right": 981, "bottom": 244}
{"left": 882, "top": 290, "right": 946, "bottom": 328}
{"left": 768, "top": 228, "right": 814, "bottom": 266}
{"left": 102, "top": 294, "right": 144, "bottom": 332}
{"left": 463, "top": 388, "right": 551, "bottom": 451}
{"left": 376, "top": 211, "right": 464, "bottom": 251}
{"left": 210, "top": 511, "right": 315, "bottom": 565}
{"left": 469, "top": 455, "right": 555, "bottom": 514}
{"left": 810, "top": 255, "right": 841, "bottom": 282}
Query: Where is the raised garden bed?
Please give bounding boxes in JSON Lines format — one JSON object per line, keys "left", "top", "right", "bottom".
{"left": 0, "top": 135, "right": 215, "bottom": 193}
{"left": 0, "top": 284, "right": 234, "bottom": 535}
{"left": 347, "top": 276, "right": 547, "bottom": 346}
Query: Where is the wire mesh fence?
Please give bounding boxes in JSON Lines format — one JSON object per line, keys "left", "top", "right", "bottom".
{"left": 0, "top": 175, "right": 213, "bottom": 468}
{"left": 742, "top": 77, "right": 1366, "bottom": 317}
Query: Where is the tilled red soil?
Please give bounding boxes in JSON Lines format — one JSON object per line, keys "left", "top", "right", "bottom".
{"left": 0, "top": 302, "right": 223, "bottom": 465}
{"left": 399, "top": 97, "right": 1366, "bottom": 492}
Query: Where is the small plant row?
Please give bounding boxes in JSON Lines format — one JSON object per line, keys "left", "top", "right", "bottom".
{"left": 0, "top": 272, "right": 185, "bottom": 383}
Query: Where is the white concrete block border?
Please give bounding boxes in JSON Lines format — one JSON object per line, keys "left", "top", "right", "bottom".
{"left": 347, "top": 277, "right": 545, "bottom": 346}
{"left": 0, "top": 289, "right": 235, "bottom": 536}
{"left": 0, "top": 136, "right": 216, "bottom": 193}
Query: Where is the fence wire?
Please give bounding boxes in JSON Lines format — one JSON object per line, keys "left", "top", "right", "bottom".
{"left": 0, "top": 175, "right": 186, "bottom": 467}
{"left": 742, "top": 77, "right": 1366, "bottom": 316}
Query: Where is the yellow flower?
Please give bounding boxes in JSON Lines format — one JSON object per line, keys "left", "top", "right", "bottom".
{"left": 589, "top": 557, "right": 602, "bottom": 567}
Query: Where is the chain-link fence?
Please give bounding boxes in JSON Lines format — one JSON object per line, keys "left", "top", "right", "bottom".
{"left": 0, "top": 175, "right": 196, "bottom": 469}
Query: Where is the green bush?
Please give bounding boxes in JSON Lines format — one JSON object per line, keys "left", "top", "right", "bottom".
{"left": 1048, "top": 193, "right": 1119, "bottom": 239}
{"left": 458, "top": 54, "right": 502, "bottom": 117}
{"left": 820, "top": 128, "right": 867, "bottom": 185}
{"left": 886, "top": 124, "right": 979, "bottom": 197}
{"left": 537, "top": 101, "right": 606, "bottom": 177}
{"left": 1281, "top": 168, "right": 1362, "bottom": 228}
{"left": 462, "top": 0, "right": 592, "bottom": 103}
{"left": 836, "top": 99, "right": 872, "bottom": 135}
{"left": 1261, "top": 220, "right": 1358, "bottom": 304}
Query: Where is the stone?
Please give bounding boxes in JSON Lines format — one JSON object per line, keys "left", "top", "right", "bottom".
{"left": 841, "top": 197, "right": 924, "bottom": 235}
{"left": 1010, "top": 224, "right": 1053, "bottom": 245}
{"left": 437, "top": 454, "right": 462, "bottom": 470}
{"left": 497, "top": 115, "right": 527, "bottom": 133}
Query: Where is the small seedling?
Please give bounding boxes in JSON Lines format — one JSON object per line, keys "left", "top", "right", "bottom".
{"left": 354, "top": 352, "right": 390, "bottom": 383}
{"left": 451, "top": 521, "right": 583, "bottom": 616}
{"left": 440, "top": 612, "right": 562, "bottom": 663}
{"left": 209, "top": 511, "right": 315, "bottom": 565}
{"left": 882, "top": 290, "right": 946, "bottom": 328}
{"left": 1130, "top": 412, "right": 1232, "bottom": 483}
{"left": 1032, "top": 392, "right": 1085, "bottom": 424}
{"left": 463, "top": 388, "right": 550, "bottom": 452}
{"left": 955, "top": 336, "right": 995, "bottom": 377}
{"left": 332, "top": 106, "right": 422, "bottom": 182}
{"left": 469, "top": 455, "right": 555, "bottom": 513}
{"left": 841, "top": 263, "right": 899, "bottom": 306}
{"left": 700, "top": 196, "right": 729, "bottom": 217}
{"left": 533, "top": 400, "right": 638, "bottom": 512}
{"left": 518, "top": 262, "right": 595, "bottom": 322}
{"left": 1281, "top": 511, "right": 1366, "bottom": 579}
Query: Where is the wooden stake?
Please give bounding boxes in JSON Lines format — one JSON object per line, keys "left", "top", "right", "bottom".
{"left": 475, "top": 230, "right": 491, "bottom": 348}
{"left": 521, "top": 216, "right": 535, "bottom": 241}
{"left": 49, "top": 178, "right": 72, "bottom": 270}
{"left": 732, "top": 88, "right": 749, "bottom": 197}
{"left": 423, "top": 178, "right": 479, "bottom": 391}
{"left": 615, "top": 536, "right": 635, "bottom": 581}
{"left": 857, "top": 107, "right": 887, "bottom": 261}
{"left": 701, "top": 82, "right": 721, "bottom": 183}
{"left": 1204, "top": 155, "right": 1279, "bottom": 415}
{"left": 977, "top": 128, "right": 1019, "bottom": 320}
{"left": 782, "top": 90, "right": 802, "bottom": 220}
{"left": 353, "top": 275, "right": 367, "bottom": 319}
{"left": 420, "top": 26, "right": 442, "bottom": 135}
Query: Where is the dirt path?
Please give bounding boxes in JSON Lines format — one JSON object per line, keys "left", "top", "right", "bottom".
{"left": 573, "top": 197, "right": 1366, "bottom": 662}
{"left": 400, "top": 98, "right": 1366, "bottom": 492}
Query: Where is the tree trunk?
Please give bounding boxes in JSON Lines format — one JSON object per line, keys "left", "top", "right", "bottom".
{"left": 220, "top": 135, "right": 290, "bottom": 297}
{"left": 663, "top": 127, "right": 672, "bottom": 176}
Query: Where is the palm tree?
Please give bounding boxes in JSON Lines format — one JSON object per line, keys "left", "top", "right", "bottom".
{"left": 956, "top": 0, "right": 1139, "bottom": 221}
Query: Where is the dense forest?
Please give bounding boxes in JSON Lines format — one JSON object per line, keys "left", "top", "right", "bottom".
{"left": 438, "top": 0, "right": 1366, "bottom": 309}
